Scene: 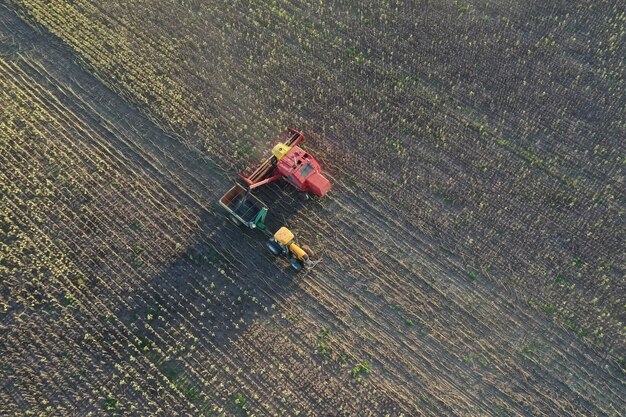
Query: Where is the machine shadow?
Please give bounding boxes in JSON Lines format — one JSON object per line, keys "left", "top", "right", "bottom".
{"left": 115, "top": 180, "right": 314, "bottom": 397}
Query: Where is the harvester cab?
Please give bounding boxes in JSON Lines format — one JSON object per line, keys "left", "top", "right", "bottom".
{"left": 266, "top": 226, "right": 313, "bottom": 271}
{"left": 272, "top": 142, "right": 331, "bottom": 197}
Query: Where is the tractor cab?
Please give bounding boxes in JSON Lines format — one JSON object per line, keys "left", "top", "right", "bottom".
{"left": 266, "top": 226, "right": 312, "bottom": 271}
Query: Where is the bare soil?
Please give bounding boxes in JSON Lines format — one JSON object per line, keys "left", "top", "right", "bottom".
{"left": 1, "top": 2, "right": 624, "bottom": 416}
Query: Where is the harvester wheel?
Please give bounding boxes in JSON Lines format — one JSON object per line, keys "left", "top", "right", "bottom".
{"left": 229, "top": 215, "right": 242, "bottom": 226}
{"left": 301, "top": 245, "right": 314, "bottom": 259}
{"left": 289, "top": 258, "right": 303, "bottom": 272}
{"left": 266, "top": 240, "right": 282, "bottom": 256}
{"left": 298, "top": 192, "right": 310, "bottom": 201}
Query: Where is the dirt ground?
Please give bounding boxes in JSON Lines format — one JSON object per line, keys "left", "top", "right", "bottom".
{"left": 1, "top": 1, "right": 624, "bottom": 416}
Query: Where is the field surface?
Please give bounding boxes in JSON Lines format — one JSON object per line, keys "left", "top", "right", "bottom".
{"left": 1, "top": 1, "right": 625, "bottom": 416}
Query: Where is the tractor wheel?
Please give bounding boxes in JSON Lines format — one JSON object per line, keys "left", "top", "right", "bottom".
{"left": 266, "top": 240, "right": 282, "bottom": 256}
{"left": 289, "top": 258, "right": 303, "bottom": 272}
{"left": 301, "top": 245, "right": 314, "bottom": 259}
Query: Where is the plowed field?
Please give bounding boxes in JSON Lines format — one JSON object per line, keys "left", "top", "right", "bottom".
{"left": 1, "top": 1, "right": 624, "bottom": 416}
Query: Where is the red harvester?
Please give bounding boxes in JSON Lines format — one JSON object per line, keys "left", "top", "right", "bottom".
{"left": 240, "top": 128, "right": 331, "bottom": 197}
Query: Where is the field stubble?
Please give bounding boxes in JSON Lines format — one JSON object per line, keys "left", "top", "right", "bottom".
{"left": 1, "top": 1, "right": 625, "bottom": 416}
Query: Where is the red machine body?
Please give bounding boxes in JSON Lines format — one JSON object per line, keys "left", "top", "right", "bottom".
{"left": 275, "top": 145, "right": 332, "bottom": 196}
{"left": 241, "top": 128, "right": 332, "bottom": 197}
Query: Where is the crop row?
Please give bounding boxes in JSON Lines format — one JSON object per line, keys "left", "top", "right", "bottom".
{"left": 3, "top": 1, "right": 625, "bottom": 415}
{"left": 0, "top": 53, "right": 400, "bottom": 415}
{"left": 11, "top": 0, "right": 623, "bottom": 353}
